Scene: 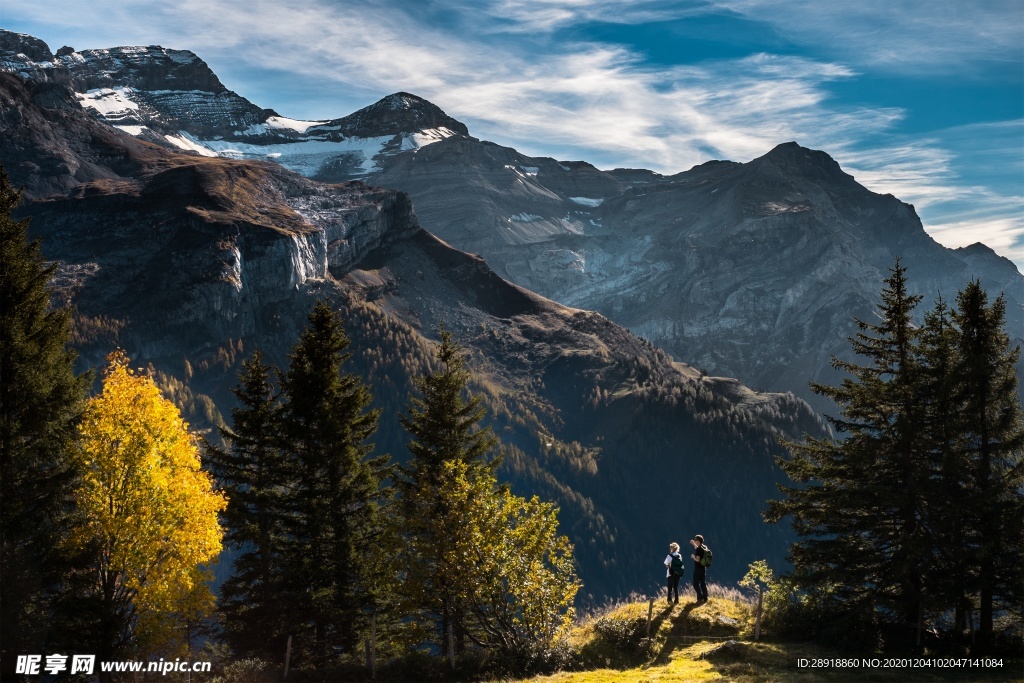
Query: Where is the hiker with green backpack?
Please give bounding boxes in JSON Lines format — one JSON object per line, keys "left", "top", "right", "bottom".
{"left": 664, "top": 542, "right": 685, "bottom": 605}
{"left": 690, "top": 534, "right": 712, "bottom": 604}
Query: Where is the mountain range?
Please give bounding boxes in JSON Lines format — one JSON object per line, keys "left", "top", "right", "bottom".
{"left": 5, "top": 31, "right": 1016, "bottom": 412}
{"left": 0, "top": 30, "right": 838, "bottom": 602}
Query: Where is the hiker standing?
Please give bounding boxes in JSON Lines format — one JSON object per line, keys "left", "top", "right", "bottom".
{"left": 664, "top": 543, "right": 684, "bottom": 605}
{"left": 690, "top": 534, "right": 709, "bottom": 604}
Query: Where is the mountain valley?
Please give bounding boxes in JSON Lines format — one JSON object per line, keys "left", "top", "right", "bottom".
{"left": 0, "top": 41, "right": 827, "bottom": 602}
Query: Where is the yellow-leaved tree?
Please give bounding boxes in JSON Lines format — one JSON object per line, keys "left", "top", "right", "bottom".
{"left": 71, "top": 350, "right": 225, "bottom": 661}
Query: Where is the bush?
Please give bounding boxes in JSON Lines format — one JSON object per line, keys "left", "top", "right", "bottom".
{"left": 206, "top": 658, "right": 273, "bottom": 683}
{"left": 760, "top": 578, "right": 879, "bottom": 650}
{"left": 592, "top": 612, "right": 650, "bottom": 652}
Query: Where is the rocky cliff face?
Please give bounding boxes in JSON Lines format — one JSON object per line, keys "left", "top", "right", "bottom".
{"left": 377, "top": 143, "right": 1024, "bottom": 411}
{"left": 362, "top": 134, "right": 1024, "bottom": 410}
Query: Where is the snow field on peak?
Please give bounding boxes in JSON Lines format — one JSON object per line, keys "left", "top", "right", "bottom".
{"left": 202, "top": 135, "right": 393, "bottom": 175}
{"left": 569, "top": 197, "right": 604, "bottom": 207}
{"left": 77, "top": 87, "right": 140, "bottom": 119}
{"left": 238, "top": 116, "right": 329, "bottom": 135}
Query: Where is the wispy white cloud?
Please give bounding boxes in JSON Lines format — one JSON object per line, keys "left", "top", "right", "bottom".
{"left": 928, "top": 217, "right": 1024, "bottom": 268}
{"left": 3, "top": 0, "right": 890, "bottom": 166}
{"left": 836, "top": 129, "right": 1024, "bottom": 270}
{"left": 477, "top": 0, "right": 711, "bottom": 32}
{"left": 715, "top": 0, "right": 1024, "bottom": 74}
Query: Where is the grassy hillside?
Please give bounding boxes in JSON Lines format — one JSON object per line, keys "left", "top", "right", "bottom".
{"left": 518, "top": 588, "right": 1023, "bottom": 683}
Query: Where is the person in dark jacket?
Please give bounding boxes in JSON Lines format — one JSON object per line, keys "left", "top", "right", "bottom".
{"left": 690, "top": 534, "right": 709, "bottom": 604}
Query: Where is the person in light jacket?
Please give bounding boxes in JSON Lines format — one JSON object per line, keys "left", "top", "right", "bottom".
{"left": 664, "top": 542, "right": 684, "bottom": 605}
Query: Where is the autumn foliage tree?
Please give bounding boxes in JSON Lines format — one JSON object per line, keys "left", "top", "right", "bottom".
{"left": 70, "top": 350, "right": 225, "bottom": 663}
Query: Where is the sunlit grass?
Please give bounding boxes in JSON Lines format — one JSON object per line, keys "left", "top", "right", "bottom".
{"left": 513, "top": 587, "right": 1024, "bottom": 683}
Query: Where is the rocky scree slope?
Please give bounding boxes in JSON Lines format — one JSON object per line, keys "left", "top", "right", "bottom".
{"left": 0, "top": 67, "right": 824, "bottom": 600}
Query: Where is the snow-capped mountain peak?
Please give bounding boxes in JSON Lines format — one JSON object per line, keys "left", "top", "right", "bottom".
{"left": 0, "top": 31, "right": 470, "bottom": 179}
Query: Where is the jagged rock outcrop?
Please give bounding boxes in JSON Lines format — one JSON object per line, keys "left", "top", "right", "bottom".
{"left": 326, "top": 92, "right": 469, "bottom": 139}
{"left": 1, "top": 29, "right": 270, "bottom": 140}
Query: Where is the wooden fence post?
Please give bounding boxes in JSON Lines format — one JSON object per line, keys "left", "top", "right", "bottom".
{"left": 371, "top": 614, "right": 377, "bottom": 678}
{"left": 283, "top": 635, "right": 292, "bottom": 680}
{"left": 447, "top": 625, "right": 456, "bottom": 670}
{"left": 646, "top": 598, "right": 655, "bottom": 637}
{"left": 754, "top": 588, "right": 763, "bottom": 641}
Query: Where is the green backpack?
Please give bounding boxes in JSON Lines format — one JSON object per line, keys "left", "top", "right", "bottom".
{"left": 699, "top": 546, "right": 713, "bottom": 568}
{"left": 670, "top": 553, "right": 685, "bottom": 576}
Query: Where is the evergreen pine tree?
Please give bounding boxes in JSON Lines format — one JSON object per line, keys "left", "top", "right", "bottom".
{"left": 917, "top": 297, "right": 971, "bottom": 631}
{"left": 399, "top": 326, "right": 499, "bottom": 485}
{"left": 0, "top": 166, "right": 90, "bottom": 678}
{"left": 206, "top": 350, "right": 290, "bottom": 659}
{"left": 279, "top": 300, "right": 388, "bottom": 666}
{"left": 951, "top": 282, "right": 1024, "bottom": 653}
{"left": 397, "top": 327, "right": 499, "bottom": 658}
{"left": 766, "top": 260, "right": 932, "bottom": 645}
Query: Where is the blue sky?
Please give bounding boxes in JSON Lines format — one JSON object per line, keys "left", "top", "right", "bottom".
{"left": 4, "top": 0, "right": 1023, "bottom": 270}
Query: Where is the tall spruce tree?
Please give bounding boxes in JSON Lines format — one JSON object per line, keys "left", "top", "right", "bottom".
{"left": 206, "top": 350, "right": 290, "bottom": 659}
{"left": 917, "top": 297, "right": 972, "bottom": 632}
{"left": 278, "top": 300, "right": 388, "bottom": 666}
{"left": 766, "top": 260, "right": 933, "bottom": 645}
{"left": 396, "top": 329, "right": 579, "bottom": 664}
{"left": 398, "top": 327, "right": 499, "bottom": 485}
{"left": 397, "top": 327, "right": 499, "bottom": 658}
{"left": 951, "top": 282, "right": 1024, "bottom": 652}
{"left": 0, "top": 166, "right": 90, "bottom": 678}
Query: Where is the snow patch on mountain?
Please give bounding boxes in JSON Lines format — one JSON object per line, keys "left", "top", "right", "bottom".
{"left": 78, "top": 87, "right": 140, "bottom": 119}
{"left": 402, "top": 126, "right": 460, "bottom": 150}
{"left": 506, "top": 164, "right": 540, "bottom": 178}
{"left": 569, "top": 196, "right": 604, "bottom": 207}
{"left": 510, "top": 213, "right": 543, "bottom": 222}
{"left": 239, "top": 116, "right": 328, "bottom": 135}
{"left": 164, "top": 133, "right": 218, "bottom": 157}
